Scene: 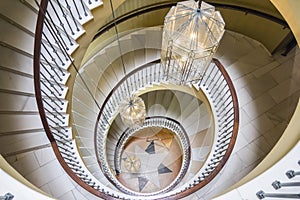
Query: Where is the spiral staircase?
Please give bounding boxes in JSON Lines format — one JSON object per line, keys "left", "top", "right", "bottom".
{"left": 1, "top": 0, "right": 300, "bottom": 200}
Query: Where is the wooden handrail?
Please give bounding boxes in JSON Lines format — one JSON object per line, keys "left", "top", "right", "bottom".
{"left": 33, "top": 0, "right": 114, "bottom": 199}
{"left": 93, "top": 58, "right": 239, "bottom": 199}
{"left": 34, "top": 0, "right": 239, "bottom": 199}
{"left": 160, "top": 59, "right": 239, "bottom": 200}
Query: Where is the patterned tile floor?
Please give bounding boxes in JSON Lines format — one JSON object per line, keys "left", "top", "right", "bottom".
{"left": 117, "top": 127, "right": 182, "bottom": 193}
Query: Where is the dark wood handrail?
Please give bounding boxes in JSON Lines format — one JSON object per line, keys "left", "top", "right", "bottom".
{"left": 93, "top": 58, "right": 239, "bottom": 199}
{"left": 33, "top": 0, "right": 114, "bottom": 199}
{"left": 34, "top": 1, "right": 239, "bottom": 199}
{"left": 159, "top": 59, "right": 239, "bottom": 200}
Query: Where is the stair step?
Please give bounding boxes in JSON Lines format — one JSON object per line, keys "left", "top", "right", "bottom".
{"left": 92, "top": 53, "right": 111, "bottom": 72}
{"left": 46, "top": 0, "right": 85, "bottom": 40}
{"left": 0, "top": 45, "right": 33, "bottom": 75}
{"left": 108, "top": 58, "right": 124, "bottom": 82}
{"left": 0, "top": 94, "right": 37, "bottom": 112}
{"left": 72, "top": 111, "right": 95, "bottom": 128}
{"left": 133, "top": 49, "right": 146, "bottom": 68}
{"left": 41, "top": 25, "right": 79, "bottom": 56}
{"left": 0, "top": 114, "right": 42, "bottom": 132}
{"left": 131, "top": 33, "right": 146, "bottom": 50}
{"left": 145, "top": 28, "right": 162, "bottom": 49}
{"left": 122, "top": 52, "right": 136, "bottom": 74}
{"left": 166, "top": 92, "right": 180, "bottom": 119}
{"left": 83, "top": 0, "right": 104, "bottom": 10}
{"left": 73, "top": 83, "right": 98, "bottom": 108}
{"left": 0, "top": 18, "right": 34, "bottom": 54}
{"left": 0, "top": 71, "right": 34, "bottom": 94}
{"left": 105, "top": 45, "right": 121, "bottom": 64}
{"left": 40, "top": 81, "right": 68, "bottom": 99}
{"left": 0, "top": 0, "right": 37, "bottom": 32}
{"left": 0, "top": 131, "right": 49, "bottom": 155}
{"left": 145, "top": 49, "right": 161, "bottom": 63}
{"left": 59, "top": 1, "right": 93, "bottom": 25}
{"left": 81, "top": 61, "right": 101, "bottom": 82}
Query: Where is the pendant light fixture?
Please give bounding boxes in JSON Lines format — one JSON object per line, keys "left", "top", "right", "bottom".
{"left": 161, "top": 0, "right": 225, "bottom": 85}
{"left": 109, "top": 0, "right": 146, "bottom": 128}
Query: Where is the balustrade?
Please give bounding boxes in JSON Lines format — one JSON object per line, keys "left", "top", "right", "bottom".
{"left": 34, "top": 0, "right": 238, "bottom": 199}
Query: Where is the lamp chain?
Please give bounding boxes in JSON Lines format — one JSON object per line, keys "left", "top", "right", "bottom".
{"left": 109, "top": 0, "right": 131, "bottom": 95}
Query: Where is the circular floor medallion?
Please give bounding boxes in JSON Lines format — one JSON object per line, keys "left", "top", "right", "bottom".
{"left": 117, "top": 127, "right": 183, "bottom": 193}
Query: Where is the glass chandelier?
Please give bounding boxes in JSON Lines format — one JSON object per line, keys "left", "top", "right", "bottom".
{"left": 109, "top": 0, "right": 146, "bottom": 128}
{"left": 161, "top": 0, "right": 225, "bottom": 85}
{"left": 119, "top": 95, "right": 146, "bottom": 128}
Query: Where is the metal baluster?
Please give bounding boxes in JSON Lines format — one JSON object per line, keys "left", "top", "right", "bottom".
{"left": 55, "top": 1, "right": 76, "bottom": 35}
{"left": 60, "top": 150, "right": 77, "bottom": 159}
{"left": 215, "top": 144, "right": 230, "bottom": 154}
{"left": 41, "top": 59, "right": 65, "bottom": 80}
{"left": 80, "top": 0, "right": 88, "bottom": 16}
{"left": 52, "top": 131, "right": 68, "bottom": 141}
{"left": 63, "top": 156, "right": 79, "bottom": 164}
{"left": 44, "top": 107, "right": 65, "bottom": 124}
{"left": 212, "top": 84, "right": 227, "bottom": 103}
{"left": 43, "top": 20, "right": 69, "bottom": 59}
{"left": 63, "top": 0, "right": 80, "bottom": 31}
{"left": 286, "top": 170, "right": 300, "bottom": 179}
{"left": 202, "top": 66, "right": 215, "bottom": 86}
{"left": 272, "top": 180, "right": 300, "bottom": 189}
{"left": 50, "top": 125, "right": 68, "bottom": 136}
{"left": 217, "top": 135, "right": 232, "bottom": 145}
{"left": 41, "top": 42, "right": 64, "bottom": 67}
{"left": 53, "top": 132, "right": 71, "bottom": 143}
{"left": 71, "top": 0, "right": 83, "bottom": 20}
{"left": 256, "top": 190, "right": 300, "bottom": 199}
{"left": 40, "top": 70, "right": 64, "bottom": 91}
{"left": 206, "top": 69, "right": 219, "bottom": 90}
{"left": 41, "top": 89, "right": 64, "bottom": 106}
{"left": 45, "top": 10, "right": 74, "bottom": 46}
{"left": 211, "top": 79, "right": 226, "bottom": 98}
{"left": 43, "top": 97, "right": 63, "bottom": 111}
{"left": 40, "top": 77, "right": 62, "bottom": 96}
{"left": 216, "top": 94, "right": 231, "bottom": 110}
{"left": 48, "top": 0, "right": 74, "bottom": 37}
{"left": 40, "top": 62, "right": 63, "bottom": 83}
{"left": 218, "top": 107, "right": 233, "bottom": 119}
{"left": 46, "top": 115, "right": 63, "bottom": 128}
{"left": 57, "top": 140, "right": 74, "bottom": 150}
{"left": 209, "top": 73, "right": 222, "bottom": 94}
{"left": 44, "top": 17, "right": 69, "bottom": 50}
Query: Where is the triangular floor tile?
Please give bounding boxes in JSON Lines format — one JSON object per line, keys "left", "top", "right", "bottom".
{"left": 145, "top": 140, "right": 155, "bottom": 154}
{"left": 158, "top": 163, "right": 172, "bottom": 174}
{"left": 138, "top": 176, "right": 149, "bottom": 192}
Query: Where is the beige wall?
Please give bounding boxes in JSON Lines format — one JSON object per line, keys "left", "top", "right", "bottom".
{"left": 269, "top": 0, "right": 300, "bottom": 46}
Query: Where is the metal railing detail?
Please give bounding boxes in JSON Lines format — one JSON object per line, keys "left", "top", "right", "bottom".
{"left": 94, "top": 58, "right": 238, "bottom": 198}
{"left": 108, "top": 116, "right": 191, "bottom": 195}
{"left": 256, "top": 159, "right": 300, "bottom": 199}
{"left": 34, "top": 0, "right": 239, "bottom": 199}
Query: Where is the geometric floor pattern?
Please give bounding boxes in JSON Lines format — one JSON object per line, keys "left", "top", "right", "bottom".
{"left": 117, "top": 127, "right": 182, "bottom": 193}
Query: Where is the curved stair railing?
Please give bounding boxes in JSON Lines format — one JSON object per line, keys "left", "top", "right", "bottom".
{"left": 33, "top": 0, "right": 119, "bottom": 199}
{"left": 113, "top": 116, "right": 190, "bottom": 176}
{"left": 34, "top": 0, "right": 239, "bottom": 199}
{"left": 111, "top": 116, "right": 191, "bottom": 196}
{"left": 93, "top": 56, "right": 239, "bottom": 198}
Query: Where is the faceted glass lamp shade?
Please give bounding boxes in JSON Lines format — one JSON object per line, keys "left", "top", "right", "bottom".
{"left": 119, "top": 95, "right": 146, "bottom": 128}
{"left": 161, "top": 0, "right": 225, "bottom": 85}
